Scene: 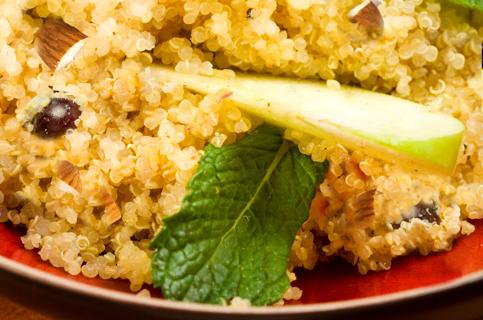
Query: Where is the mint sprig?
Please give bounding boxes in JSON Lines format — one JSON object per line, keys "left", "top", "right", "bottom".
{"left": 151, "top": 126, "right": 328, "bottom": 305}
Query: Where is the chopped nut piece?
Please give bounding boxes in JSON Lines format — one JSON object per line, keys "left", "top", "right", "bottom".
{"left": 104, "top": 202, "right": 122, "bottom": 226}
{"left": 99, "top": 188, "right": 121, "bottom": 225}
{"left": 37, "top": 19, "right": 87, "bottom": 71}
{"left": 57, "top": 160, "right": 82, "bottom": 193}
{"left": 348, "top": 0, "right": 384, "bottom": 37}
{"left": 353, "top": 189, "right": 376, "bottom": 223}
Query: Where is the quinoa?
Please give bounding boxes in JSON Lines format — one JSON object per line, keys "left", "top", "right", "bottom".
{"left": 0, "top": 0, "right": 481, "bottom": 298}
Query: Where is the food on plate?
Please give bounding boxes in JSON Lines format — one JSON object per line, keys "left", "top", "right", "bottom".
{"left": 0, "top": 0, "right": 481, "bottom": 306}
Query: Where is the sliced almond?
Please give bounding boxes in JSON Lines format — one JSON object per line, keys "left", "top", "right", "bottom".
{"left": 103, "top": 202, "right": 122, "bottom": 226}
{"left": 346, "top": 188, "right": 377, "bottom": 227}
{"left": 37, "top": 19, "right": 87, "bottom": 71}
{"left": 348, "top": 0, "right": 384, "bottom": 37}
{"left": 353, "top": 188, "right": 376, "bottom": 223}
{"left": 99, "top": 188, "right": 121, "bottom": 226}
{"left": 57, "top": 160, "right": 82, "bottom": 193}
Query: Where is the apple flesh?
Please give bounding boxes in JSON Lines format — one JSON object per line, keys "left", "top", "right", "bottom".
{"left": 151, "top": 66, "right": 464, "bottom": 174}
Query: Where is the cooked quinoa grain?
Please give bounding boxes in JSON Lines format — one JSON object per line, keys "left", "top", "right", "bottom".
{"left": 0, "top": 0, "right": 481, "bottom": 298}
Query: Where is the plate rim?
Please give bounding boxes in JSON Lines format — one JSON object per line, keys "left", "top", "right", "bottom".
{"left": 1, "top": 254, "right": 482, "bottom": 316}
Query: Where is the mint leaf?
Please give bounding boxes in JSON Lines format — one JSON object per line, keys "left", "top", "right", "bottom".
{"left": 151, "top": 126, "right": 328, "bottom": 305}
{"left": 448, "top": 0, "right": 483, "bottom": 10}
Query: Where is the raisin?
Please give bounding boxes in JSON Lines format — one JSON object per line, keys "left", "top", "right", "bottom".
{"left": 32, "top": 97, "right": 81, "bottom": 138}
{"left": 393, "top": 201, "right": 440, "bottom": 229}
{"left": 412, "top": 201, "right": 440, "bottom": 223}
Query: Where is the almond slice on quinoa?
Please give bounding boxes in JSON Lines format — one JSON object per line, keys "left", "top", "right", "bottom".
{"left": 348, "top": 0, "right": 384, "bottom": 37}
{"left": 99, "top": 188, "right": 121, "bottom": 226}
{"left": 353, "top": 188, "right": 377, "bottom": 223}
{"left": 37, "top": 19, "right": 87, "bottom": 71}
{"left": 57, "top": 160, "right": 82, "bottom": 193}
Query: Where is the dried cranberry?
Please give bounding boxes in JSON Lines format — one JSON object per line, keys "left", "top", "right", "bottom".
{"left": 32, "top": 97, "right": 81, "bottom": 138}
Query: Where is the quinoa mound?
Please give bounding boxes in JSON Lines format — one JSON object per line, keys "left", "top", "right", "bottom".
{"left": 0, "top": 0, "right": 481, "bottom": 299}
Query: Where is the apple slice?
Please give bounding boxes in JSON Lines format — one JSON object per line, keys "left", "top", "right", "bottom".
{"left": 151, "top": 66, "right": 464, "bottom": 174}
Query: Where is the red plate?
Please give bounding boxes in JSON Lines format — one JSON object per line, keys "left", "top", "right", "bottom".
{"left": 0, "top": 220, "right": 482, "bottom": 319}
